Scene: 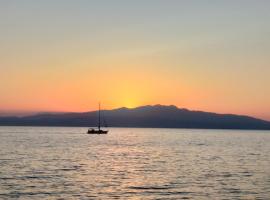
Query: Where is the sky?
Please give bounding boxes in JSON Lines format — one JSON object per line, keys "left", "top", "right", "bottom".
{"left": 0, "top": 0, "right": 270, "bottom": 120}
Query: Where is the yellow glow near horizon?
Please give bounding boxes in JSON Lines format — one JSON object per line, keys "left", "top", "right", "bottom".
{"left": 1, "top": 1, "right": 270, "bottom": 120}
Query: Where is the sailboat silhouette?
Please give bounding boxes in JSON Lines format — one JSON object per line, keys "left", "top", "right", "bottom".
{"left": 87, "top": 103, "right": 108, "bottom": 134}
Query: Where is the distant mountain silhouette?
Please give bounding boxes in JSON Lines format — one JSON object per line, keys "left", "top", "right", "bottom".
{"left": 0, "top": 105, "right": 270, "bottom": 130}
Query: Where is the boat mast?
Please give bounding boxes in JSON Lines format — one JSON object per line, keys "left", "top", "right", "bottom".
{"left": 98, "top": 102, "right": 101, "bottom": 131}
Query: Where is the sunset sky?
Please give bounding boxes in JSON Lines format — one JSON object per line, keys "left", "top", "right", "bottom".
{"left": 1, "top": 1, "right": 270, "bottom": 120}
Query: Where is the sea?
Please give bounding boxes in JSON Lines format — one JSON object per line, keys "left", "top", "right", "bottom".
{"left": 0, "top": 126, "right": 269, "bottom": 199}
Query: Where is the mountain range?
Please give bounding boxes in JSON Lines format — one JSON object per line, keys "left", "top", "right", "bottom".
{"left": 0, "top": 105, "right": 270, "bottom": 130}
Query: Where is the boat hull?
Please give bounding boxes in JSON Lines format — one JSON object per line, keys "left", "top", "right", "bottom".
{"left": 87, "top": 129, "right": 108, "bottom": 134}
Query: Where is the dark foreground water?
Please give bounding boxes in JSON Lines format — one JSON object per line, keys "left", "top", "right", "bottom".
{"left": 0, "top": 127, "right": 270, "bottom": 199}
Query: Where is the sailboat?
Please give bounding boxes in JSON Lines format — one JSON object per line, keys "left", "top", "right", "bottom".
{"left": 87, "top": 103, "right": 108, "bottom": 134}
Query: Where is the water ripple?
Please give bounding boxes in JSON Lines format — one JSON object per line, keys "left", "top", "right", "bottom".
{"left": 0, "top": 127, "right": 270, "bottom": 199}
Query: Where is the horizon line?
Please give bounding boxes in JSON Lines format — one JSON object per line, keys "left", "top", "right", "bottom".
{"left": 1, "top": 104, "right": 269, "bottom": 122}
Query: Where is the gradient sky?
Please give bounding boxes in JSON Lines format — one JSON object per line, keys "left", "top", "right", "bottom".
{"left": 0, "top": 0, "right": 270, "bottom": 120}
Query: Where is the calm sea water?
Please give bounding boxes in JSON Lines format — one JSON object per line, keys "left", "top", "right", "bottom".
{"left": 0, "top": 127, "right": 270, "bottom": 199}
